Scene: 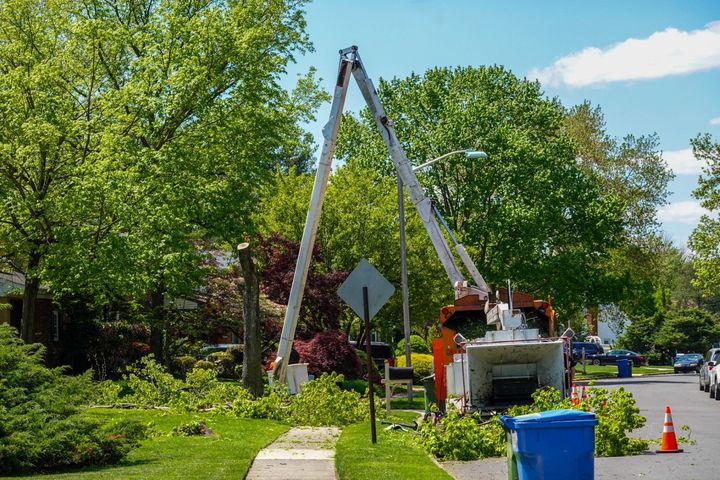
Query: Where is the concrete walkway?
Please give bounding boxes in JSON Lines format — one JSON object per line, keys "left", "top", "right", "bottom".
{"left": 246, "top": 426, "right": 341, "bottom": 480}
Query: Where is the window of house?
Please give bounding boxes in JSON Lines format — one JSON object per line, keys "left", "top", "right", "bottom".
{"left": 51, "top": 311, "right": 60, "bottom": 342}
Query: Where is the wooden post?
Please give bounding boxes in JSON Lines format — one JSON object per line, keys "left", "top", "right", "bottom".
{"left": 363, "top": 286, "right": 377, "bottom": 444}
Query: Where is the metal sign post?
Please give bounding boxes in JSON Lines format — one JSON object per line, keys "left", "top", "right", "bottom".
{"left": 362, "top": 286, "right": 377, "bottom": 443}
{"left": 338, "top": 259, "right": 395, "bottom": 445}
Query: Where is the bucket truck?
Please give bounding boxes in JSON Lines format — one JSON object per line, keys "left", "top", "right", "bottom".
{"left": 273, "top": 46, "right": 570, "bottom": 411}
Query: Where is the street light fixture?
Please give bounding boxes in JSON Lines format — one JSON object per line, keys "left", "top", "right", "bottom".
{"left": 397, "top": 148, "right": 487, "bottom": 406}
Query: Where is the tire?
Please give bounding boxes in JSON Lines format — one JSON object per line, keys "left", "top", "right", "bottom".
{"left": 711, "top": 386, "right": 716, "bottom": 399}
{"left": 674, "top": 369, "right": 678, "bottom": 374}
{"left": 592, "top": 359, "right": 601, "bottom": 366}
{"left": 706, "top": 383, "right": 711, "bottom": 393}
{"left": 700, "top": 378, "right": 705, "bottom": 390}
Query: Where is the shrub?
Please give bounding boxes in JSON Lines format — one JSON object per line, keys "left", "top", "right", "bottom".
{"left": 396, "top": 353, "right": 434, "bottom": 383}
{"left": 395, "top": 335, "right": 431, "bottom": 356}
{"left": 356, "top": 349, "right": 381, "bottom": 384}
{"left": 173, "top": 355, "right": 198, "bottom": 377}
{"left": 340, "top": 379, "right": 382, "bottom": 397}
{"left": 0, "top": 324, "right": 146, "bottom": 474}
{"left": 207, "top": 351, "right": 237, "bottom": 378}
{"left": 194, "top": 359, "right": 215, "bottom": 370}
{"left": 293, "top": 330, "right": 363, "bottom": 379}
{"left": 85, "top": 321, "right": 150, "bottom": 380}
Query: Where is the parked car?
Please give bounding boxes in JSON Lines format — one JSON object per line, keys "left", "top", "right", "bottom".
{"left": 352, "top": 341, "right": 395, "bottom": 371}
{"left": 699, "top": 347, "right": 720, "bottom": 394}
{"left": 572, "top": 341, "right": 604, "bottom": 361}
{"left": 673, "top": 353, "right": 703, "bottom": 373}
{"left": 587, "top": 349, "right": 645, "bottom": 367}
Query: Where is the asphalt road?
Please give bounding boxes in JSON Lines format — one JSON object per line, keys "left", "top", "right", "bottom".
{"left": 442, "top": 373, "right": 720, "bottom": 480}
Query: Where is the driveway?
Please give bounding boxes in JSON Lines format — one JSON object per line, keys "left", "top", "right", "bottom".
{"left": 442, "top": 373, "right": 719, "bottom": 480}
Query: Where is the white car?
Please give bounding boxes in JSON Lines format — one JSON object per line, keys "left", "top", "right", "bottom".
{"left": 699, "top": 348, "right": 720, "bottom": 395}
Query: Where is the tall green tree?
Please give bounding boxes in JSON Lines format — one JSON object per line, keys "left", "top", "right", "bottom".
{"left": 0, "top": 0, "right": 321, "bottom": 342}
{"left": 688, "top": 133, "right": 720, "bottom": 295}
{"left": 564, "top": 102, "right": 674, "bottom": 320}
{"left": 334, "top": 66, "right": 624, "bottom": 314}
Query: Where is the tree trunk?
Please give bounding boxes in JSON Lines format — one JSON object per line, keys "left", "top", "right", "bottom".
{"left": 20, "top": 254, "right": 42, "bottom": 343}
{"left": 238, "top": 243, "right": 263, "bottom": 397}
{"left": 149, "top": 289, "right": 166, "bottom": 364}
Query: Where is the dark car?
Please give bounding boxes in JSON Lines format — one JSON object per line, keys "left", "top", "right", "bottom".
{"left": 352, "top": 341, "right": 395, "bottom": 371}
{"left": 587, "top": 349, "right": 645, "bottom": 367}
{"left": 572, "top": 342, "right": 604, "bottom": 361}
{"left": 673, "top": 353, "right": 703, "bottom": 373}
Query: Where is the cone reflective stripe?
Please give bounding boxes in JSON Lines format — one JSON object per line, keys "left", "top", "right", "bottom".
{"left": 571, "top": 383, "right": 578, "bottom": 405}
{"left": 656, "top": 406, "right": 683, "bottom": 453}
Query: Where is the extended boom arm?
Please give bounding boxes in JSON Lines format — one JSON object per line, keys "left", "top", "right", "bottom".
{"left": 273, "top": 46, "right": 489, "bottom": 383}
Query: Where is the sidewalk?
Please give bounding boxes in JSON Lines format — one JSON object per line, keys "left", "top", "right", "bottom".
{"left": 246, "top": 426, "right": 341, "bottom": 480}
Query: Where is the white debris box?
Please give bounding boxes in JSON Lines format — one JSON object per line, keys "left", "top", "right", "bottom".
{"left": 286, "top": 363, "right": 310, "bottom": 394}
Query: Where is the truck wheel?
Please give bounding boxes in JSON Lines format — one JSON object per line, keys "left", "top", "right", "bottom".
{"left": 592, "top": 359, "right": 601, "bottom": 366}
{"left": 711, "top": 386, "right": 716, "bottom": 399}
{"left": 674, "top": 369, "right": 678, "bottom": 374}
{"left": 706, "top": 383, "right": 711, "bottom": 393}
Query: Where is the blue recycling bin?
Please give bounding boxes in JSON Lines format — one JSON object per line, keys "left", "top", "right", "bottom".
{"left": 500, "top": 409, "right": 598, "bottom": 480}
{"left": 617, "top": 358, "right": 632, "bottom": 378}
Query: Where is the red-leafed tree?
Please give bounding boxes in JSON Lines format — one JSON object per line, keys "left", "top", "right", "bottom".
{"left": 293, "top": 330, "right": 362, "bottom": 379}
{"left": 258, "top": 234, "right": 348, "bottom": 333}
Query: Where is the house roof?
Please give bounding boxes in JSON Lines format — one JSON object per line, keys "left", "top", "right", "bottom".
{"left": 0, "top": 272, "right": 53, "bottom": 300}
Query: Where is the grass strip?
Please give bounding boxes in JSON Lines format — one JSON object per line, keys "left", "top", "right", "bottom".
{"left": 335, "top": 412, "right": 452, "bottom": 480}
{"left": 575, "top": 364, "right": 674, "bottom": 380}
{"left": 3, "top": 408, "right": 288, "bottom": 480}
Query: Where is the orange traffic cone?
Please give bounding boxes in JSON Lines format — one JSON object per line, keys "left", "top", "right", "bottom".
{"left": 571, "top": 383, "right": 578, "bottom": 405}
{"left": 656, "top": 406, "right": 683, "bottom": 453}
{"left": 581, "top": 385, "right": 588, "bottom": 401}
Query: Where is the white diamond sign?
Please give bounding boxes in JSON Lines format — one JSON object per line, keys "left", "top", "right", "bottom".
{"left": 337, "top": 259, "right": 395, "bottom": 320}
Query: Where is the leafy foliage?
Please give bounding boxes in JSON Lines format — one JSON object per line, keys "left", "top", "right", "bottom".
{"left": 418, "top": 385, "right": 650, "bottom": 461}
{"left": 0, "top": 324, "right": 146, "bottom": 473}
{"left": 258, "top": 234, "right": 349, "bottom": 332}
{"left": 335, "top": 66, "right": 624, "bottom": 316}
{"left": 293, "top": 330, "right": 363, "bottom": 379}
{"left": 617, "top": 307, "right": 720, "bottom": 363}
{"left": 0, "top": 0, "right": 322, "bottom": 344}
{"left": 289, "top": 372, "right": 383, "bottom": 426}
{"left": 689, "top": 133, "right": 720, "bottom": 295}
{"left": 395, "top": 335, "right": 431, "bottom": 355}
{"left": 418, "top": 407, "right": 505, "bottom": 460}
{"left": 396, "top": 353, "right": 434, "bottom": 383}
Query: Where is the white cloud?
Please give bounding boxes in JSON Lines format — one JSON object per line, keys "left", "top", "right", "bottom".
{"left": 658, "top": 201, "right": 710, "bottom": 225}
{"left": 664, "top": 148, "right": 703, "bottom": 175}
{"left": 529, "top": 21, "right": 720, "bottom": 87}
{"left": 711, "top": 116, "right": 720, "bottom": 125}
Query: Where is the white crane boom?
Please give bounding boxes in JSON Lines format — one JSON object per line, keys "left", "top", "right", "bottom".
{"left": 273, "top": 46, "right": 489, "bottom": 383}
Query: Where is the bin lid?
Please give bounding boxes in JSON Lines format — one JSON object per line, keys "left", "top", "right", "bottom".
{"left": 500, "top": 409, "right": 598, "bottom": 430}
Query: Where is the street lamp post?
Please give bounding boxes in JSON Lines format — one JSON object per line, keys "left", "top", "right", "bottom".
{"left": 397, "top": 149, "right": 487, "bottom": 406}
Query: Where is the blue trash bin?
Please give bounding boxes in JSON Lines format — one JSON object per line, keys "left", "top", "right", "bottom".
{"left": 500, "top": 409, "right": 598, "bottom": 480}
{"left": 617, "top": 358, "right": 632, "bottom": 378}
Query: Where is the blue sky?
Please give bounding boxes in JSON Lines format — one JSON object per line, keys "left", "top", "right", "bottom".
{"left": 284, "top": 0, "right": 720, "bottom": 248}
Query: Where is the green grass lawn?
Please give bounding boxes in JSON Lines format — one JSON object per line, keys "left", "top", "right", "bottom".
{"left": 3, "top": 409, "right": 288, "bottom": 480}
{"left": 575, "top": 364, "right": 673, "bottom": 380}
{"left": 335, "top": 412, "right": 452, "bottom": 480}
